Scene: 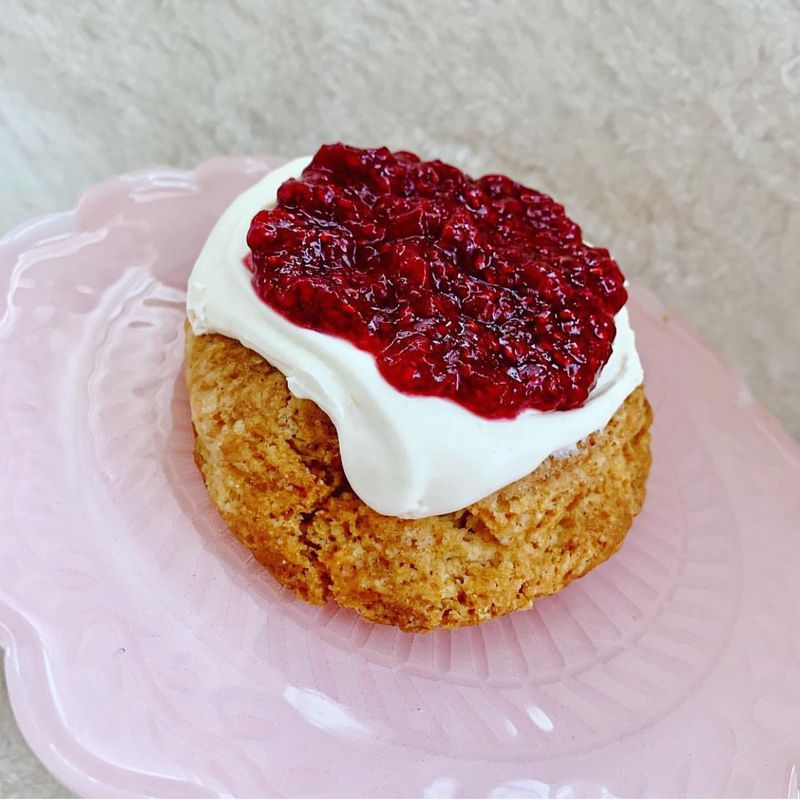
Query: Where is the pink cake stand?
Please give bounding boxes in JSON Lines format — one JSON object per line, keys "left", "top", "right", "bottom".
{"left": 1, "top": 158, "right": 798, "bottom": 798}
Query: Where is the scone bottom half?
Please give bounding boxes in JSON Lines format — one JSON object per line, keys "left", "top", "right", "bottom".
{"left": 185, "top": 323, "right": 652, "bottom": 633}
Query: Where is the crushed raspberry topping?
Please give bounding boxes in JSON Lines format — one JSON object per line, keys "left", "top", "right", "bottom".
{"left": 246, "top": 144, "right": 627, "bottom": 419}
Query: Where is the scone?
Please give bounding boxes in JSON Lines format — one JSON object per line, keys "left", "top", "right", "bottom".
{"left": 185, "top": 143, "right": 652, "bottom": 632}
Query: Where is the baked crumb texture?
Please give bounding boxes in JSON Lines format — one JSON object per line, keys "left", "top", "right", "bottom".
{"left": 185, "top": 323, "right": 652, "bottom": 632}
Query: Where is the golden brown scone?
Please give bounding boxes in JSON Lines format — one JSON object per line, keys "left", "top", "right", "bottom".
{"left": 185, "top": 323, "right": 652, "bottom": 632}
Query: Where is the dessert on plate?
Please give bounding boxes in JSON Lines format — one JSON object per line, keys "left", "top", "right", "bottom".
{"left": 185, "top": 144, "right": 651, "bottom": 632}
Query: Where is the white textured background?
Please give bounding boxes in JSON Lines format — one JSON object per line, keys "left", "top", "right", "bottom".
{"left": 1, "top": 0, "right": 799, "bottom": 795}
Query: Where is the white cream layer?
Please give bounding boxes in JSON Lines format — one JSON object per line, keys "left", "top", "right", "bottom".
{"left": 187, "top": 156, "right": 643, "bottom": 518}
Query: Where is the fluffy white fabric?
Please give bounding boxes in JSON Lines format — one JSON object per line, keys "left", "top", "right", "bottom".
{"left": 1, "top": 0, "right": 798, "bottom": 793}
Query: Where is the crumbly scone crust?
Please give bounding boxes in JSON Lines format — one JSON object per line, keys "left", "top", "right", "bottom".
{"left": 185, "top": 323, "right": 652, "bottom": 632}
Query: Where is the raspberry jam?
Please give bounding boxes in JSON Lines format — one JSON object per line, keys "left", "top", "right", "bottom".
{"left": 246, "top": 144, "right": 627, "bottom": 419}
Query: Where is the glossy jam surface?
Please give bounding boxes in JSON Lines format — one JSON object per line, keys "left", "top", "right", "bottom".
{"left": 246, "top": 144, "right": 627, "bottom": 418}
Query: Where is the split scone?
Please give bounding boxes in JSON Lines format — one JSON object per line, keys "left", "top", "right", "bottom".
{"left": 185, "top": 143, "right": 652, "bottom": 632}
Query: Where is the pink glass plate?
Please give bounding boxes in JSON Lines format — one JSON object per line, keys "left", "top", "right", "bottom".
{"left": 1, "top": 158, "right": 799, "bottom": 798}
